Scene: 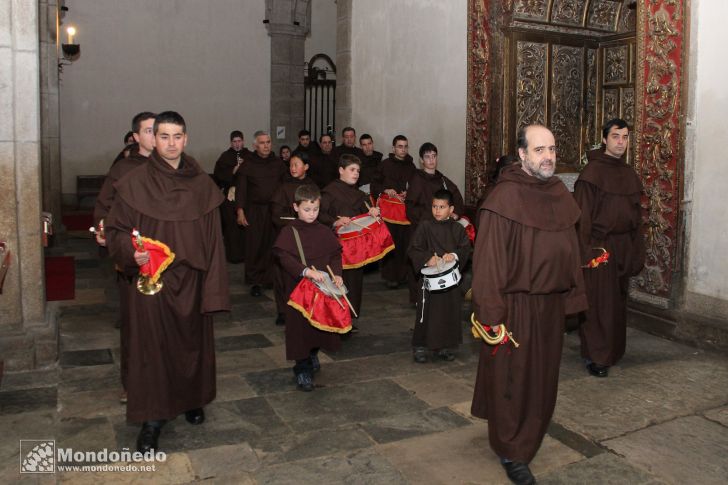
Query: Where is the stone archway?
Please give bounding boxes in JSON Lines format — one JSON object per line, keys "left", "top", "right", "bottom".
{"left": 465, "top": 0, "right": 688, "bottom": 307}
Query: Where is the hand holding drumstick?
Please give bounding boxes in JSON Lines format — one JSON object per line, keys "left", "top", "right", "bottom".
{"left": 304, "top": 267, "right": 326, "bottom": 283}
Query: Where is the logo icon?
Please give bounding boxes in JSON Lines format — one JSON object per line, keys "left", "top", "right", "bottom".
{"left": 20, "top": 440, "right": 55, "bottom": 473}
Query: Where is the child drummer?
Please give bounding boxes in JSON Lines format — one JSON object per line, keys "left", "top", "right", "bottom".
{"left": 273, "top": 184, "right": 345, "bottom": 391}
{"left": 408, "top": 189, "right": 471, "bottom": 363}
{"left": 319, "top": 154, "right": 381, "bottom": 328}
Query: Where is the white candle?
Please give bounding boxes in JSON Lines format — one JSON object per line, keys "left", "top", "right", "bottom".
{"left": 66, "top": 26, "right": 76, "bottom": 44}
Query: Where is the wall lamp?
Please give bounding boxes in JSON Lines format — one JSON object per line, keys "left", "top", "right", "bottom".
{"left": 59, "top": 25, "right": 80, "bottom": 74}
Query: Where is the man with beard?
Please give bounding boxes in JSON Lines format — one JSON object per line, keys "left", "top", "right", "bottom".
{"left": 105, "top": 111, "right": 230, "bottom": 453}
{"left": 331, "top": 126, "right": 365, "bottom": 164}
{"left": 308, "top": 133, "right": 338, "bottom": 188}
{"left": 470, "top": 124, "right": 587, "bottom": 485}
{"left": 213, "top": 130, "right": 248, "bottom": 263}
{"left": 371, "top": 135, "right": 417, "bottom": 290}
{"left": 292, "top": 129, "right": 320, "bottom": 157}
{"left": 357, "top": 133, "right": 383, "bottom": 194}
{"left": 94, "top": 111, "right": 156, "bottom": 405}
{"left": 235, "top": 130, "right": 287, "bottom": 296}
{"left": 575, "top": 118, "right": 645, "bottom": 378}
{"left": 271, "top": 153, "right": 316, "bottom": 325}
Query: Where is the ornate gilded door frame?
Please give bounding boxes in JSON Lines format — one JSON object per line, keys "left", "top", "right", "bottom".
{"left": 466, "top": 0, "right": 689, "bottom": 307}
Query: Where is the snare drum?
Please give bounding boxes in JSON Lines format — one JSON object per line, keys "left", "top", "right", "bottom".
{"left": 288, "top": 275, "right": 352, "bottom": 333}
{"left": 420, "top": 260, "right": 462, "bottom": 293}
{"left": 377, "top": 193, "right": 410, "bottom": 225}
{"left": 457, "top": 216, "right": 476, "bottom": 245}
{"left": 337, "top": 214, "right": 395, "bottom": 269}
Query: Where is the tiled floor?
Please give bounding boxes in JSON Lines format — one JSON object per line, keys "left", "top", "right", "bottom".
{"left": 1, "top": 234, "right": 727, "bottom": 484}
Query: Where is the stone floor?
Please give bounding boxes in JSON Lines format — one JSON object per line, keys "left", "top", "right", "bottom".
{"left": 1, "top": 233, "right": 727, "bottom": 484}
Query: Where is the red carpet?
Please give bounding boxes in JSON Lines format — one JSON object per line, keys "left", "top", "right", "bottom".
{"left": 62, "top": 212, "right": 94, "bottom": 231}
{"left": 45, "top": 256, "right": 75, "bottom": 301}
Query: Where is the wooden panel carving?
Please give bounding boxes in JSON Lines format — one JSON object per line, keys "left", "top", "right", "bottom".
{"left": 516, "top": 41, "right": 548, "bottom": 127}
{"left": 584, "top": 48, "right": 598, "bottom": 147}
{"left": 621, "top": 86, "right": 634, "bottom": 127}
{"left": 587, "top": 0, "right": 621, "bottom": 31}
{"left": 550, "top": 45, "right": 584, "bottom": 168}
{"left": 602, "top": 88, "right": 619, "bottom": 123}
{"left": 633, "top": 0, "right": 687, "bottom": 301}
{"left": 551, "top": 0, "right": 588, "bottom": 26}
{"left": 514, "top": 0, "right": 549, "bottom": 21}
{"left": 605, "top": 45, "right": 629, "bottom": 84}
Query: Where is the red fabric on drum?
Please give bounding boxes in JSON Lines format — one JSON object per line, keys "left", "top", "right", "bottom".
{"left": 288, "top": 278, "right": 352, "bottom": 333}
{"left": 339, "top": 217, "right": 395, "bottom": 269}
{"left": 378, "top": 194, "right": 410, "bottom": 225}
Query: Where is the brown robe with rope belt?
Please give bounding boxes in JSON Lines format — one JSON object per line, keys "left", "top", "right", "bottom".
{"left": 273, "top": 219, "right": 343, "bottom": 360}
{"left": 575, "top": 149, "right": 645, "bottom": 367}
{"left": 408, "top": 218, "right": 471, "bottom": 350}
{"left": 94, "top": 150, "right": 148, "bottom": 391}
{"left": 213, "top": 147, "right": 249, "bottom": 263}
{"left": 319, "top": 178, "right": 370, "bottom": 317}
{"left": 234, "top": 150, "right": 286, "bottom": 285}
{"left": 105, "top": 151, "right": 230, "bottom": 423}
{"left": 470, "top": 163, "right": 587, "bottom": 463}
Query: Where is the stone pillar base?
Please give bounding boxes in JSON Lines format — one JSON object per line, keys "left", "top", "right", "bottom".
{"left": 0, "top": 304, "right": 59, "bottom": 372}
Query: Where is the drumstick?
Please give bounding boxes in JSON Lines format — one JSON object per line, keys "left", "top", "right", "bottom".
{"left": 311, "top": 265, "right": 345, "bottom": 309}
{"left": 326, "top": 264, "right": 358, "bottom": 318}
{"left": 343, "top": 218, "right": 368, "bottom": 230}
{"left": 279, "top": 216, "right": 295, "bottom": 220}
{"left": 434, "top": 252, "right": 442, "bottom": 272}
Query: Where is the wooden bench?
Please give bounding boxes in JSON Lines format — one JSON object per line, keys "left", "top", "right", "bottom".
{"left": 76, "top": 175, "right": 106, "bottom": 207}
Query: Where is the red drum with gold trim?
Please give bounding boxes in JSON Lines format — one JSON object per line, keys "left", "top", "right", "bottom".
{"left": 377, "top": 193, "right": 410, "bottom": 225}
{"left": 287, "top": 276, "right": 352, "bottom": 333}
{"left": 457, "top": 216, "right": 476, "bottom": 244}
{"left": 337, "top": 214, "right": 395, "bottom": 269}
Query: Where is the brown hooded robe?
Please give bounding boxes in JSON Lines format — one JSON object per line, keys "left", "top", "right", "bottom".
{"left": 105, "top": 151, "right": 230, "bottom": 423}
{"left": 470, "top": 163, "right": 587, "bottom": 463}
{"left": 213, "top": 147, "right": 249, "bottom": 263}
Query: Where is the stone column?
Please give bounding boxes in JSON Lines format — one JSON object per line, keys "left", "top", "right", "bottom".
{"left": 0, "top": 0, "right": 57, "bottom": 371}
{"left": 39, "top": 0, "right": 63, "bottom": 233}
{"left": 266, "top": 0, "right": 311, "bottom": 148}
{"left": 335, "top": 0, "right": 352, "bottom": 130}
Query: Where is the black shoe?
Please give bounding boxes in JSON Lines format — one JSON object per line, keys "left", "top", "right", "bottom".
{"left": 436, "top": 349, "right": 456, "bottom": 361}
{"left": 296, "top": 372, "right": 314, "bottom": 392}
{"left": 413, "top": 347, "right": 428, "bottom": 364}
{"left": 350, "top": 324, "right": 359, "bottom": 334}
{"left": 275, "top": 313, "right": 285, "bottom": 326}
{"left": 587, "top": 362, "right": 609, "bottom": 377}
{"left": 136, "top": 423, "right": 161, "bottom": 453}
{"left": 184, "top": 408, "right": 205, "bottom": 425}
{"left": 310, "top": 353, "right": 321, "bottom": 373}
{"left": 250, "top": 285, "right": 262, "bottom": 297}
{"left": 502, "top": 461, "right": 535, "bottom": 485}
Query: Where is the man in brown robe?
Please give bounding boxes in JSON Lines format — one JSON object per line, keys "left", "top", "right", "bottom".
{"left": 93, "top": 111, "right": 156, "bottom": 404}
{"left": 213, "top": 130, "right": 248, "bottom": 263}
{"left": 330, "top": 126, "right": 366, "bottom": 165}
{"left": 371, "top": 135, "right": 417, "bottom": 290}
{"left": 408, "top": 189, "right": 470, "bottom": 363}
{"left": 319, "top": 154, "right": 382, "bottom": 327}
{"left": 575, "top": 118, "right": 645, "bottom": 378}
{"left": 235, "top": 130, "right": 287, "bottom": 296}
{"left": 470, "top": 125, "right": 587, "bottom": 485}
{"left": 357, "top": 133, "right": 383, "bottom": 193}
{"left": 292, "top": 129, "right": 320, "bottom": 157}
{"left": 308, "top": 133, "right": 338, "bottom": 188}
{"left": 273, "top": 185, "right": 343, "bottom": 391}
{"left": 105, "top": 111, "right": 230, "bottom": 453}
{"left": 271, "top": 153, "right": 316, "bottom": 325}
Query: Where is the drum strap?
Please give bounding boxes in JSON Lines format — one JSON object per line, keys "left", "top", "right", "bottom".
{"left": 291, "top": 227, "right": 307, "bottom": 266}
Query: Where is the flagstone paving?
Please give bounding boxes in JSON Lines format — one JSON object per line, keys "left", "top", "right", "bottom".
{"left": 1, "top": 234, "right": 726, "bottom": 484}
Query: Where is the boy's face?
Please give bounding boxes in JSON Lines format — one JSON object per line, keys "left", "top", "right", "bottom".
{"left": 421, "top": 150, "right": 438, "bottom": 172}
{"left": 289, "top": 157, "right": 308, "bottom": 179}
{"left": 339, "top": 164, "right": 360, "bottom": 185}
{"left": 431, "top": 198, "right": 454, "bottom": 221}
{"left": 294, "top": 198, "right": 320, "bottom": 223}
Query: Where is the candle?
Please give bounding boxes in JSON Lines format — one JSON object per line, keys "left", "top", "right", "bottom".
{"left": 66, "top": 26, "right": 76, "bottom": 44}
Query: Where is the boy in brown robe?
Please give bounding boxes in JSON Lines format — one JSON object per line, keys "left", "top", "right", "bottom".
{"left": 574, "top": 118, "right": 645, "bottom": 378}
{"left": 93, "top": 111, "right": 156, "bottom": 404}
{"left": 408, "top": 189, "right": 471, "bottom": 363}
{"left": 357, "top": 133, "right": 383, "bottom": 193}
{"left": 271, "top": 153, "right": 315, "bottom": 326}
{"left": 319, "top": 154, "right": 382, "bottom": 328}
{"left": 470, "top": 125, "right": 587, "bottom": 485}
{"left": 235, "top": 130, "right": 287, "bottom": 296}
{"left": 105, "top": 111, "right": 230, "bottom": 453}
{"left": 213, "top": 130, "right": 248, "bottom": 263}
{"left": 371, "top": 135, "right": 417, "bottom": 290}
{"left": 273, "top": 185, "right": 344, "bottom": 392}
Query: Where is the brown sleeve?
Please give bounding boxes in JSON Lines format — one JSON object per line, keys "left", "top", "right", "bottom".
{"left": 201, "top": 208, "right": 231, "bottom": 313}
{"left": 234, "top": 165, "right": 248, "bottom": 211}
{"left": 404, "top": 176, "right": 427, "bottom": 225}
{"left": 104, "top": 198, "right": 141, "bottom": 277}
{"left": 471, "top": 210, "right": 511, "bottom": 325}
{"left": 318, "top": 189, "right": 337, "bottom": 227}
{"left": 573, "top": 180, "right": 599, "bottom": 265}
{"left": 93, "top": 175, "right": 114, "bottom": 226}
{"left": 564, "top": 226, "right": 589, "bottom": 315}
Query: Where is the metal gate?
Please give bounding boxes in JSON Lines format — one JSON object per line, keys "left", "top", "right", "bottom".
{"left": 304, "top": 53, "right": 336, "bottom": 141}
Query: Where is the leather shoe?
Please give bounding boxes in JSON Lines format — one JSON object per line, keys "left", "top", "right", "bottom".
{"left": 413, "top": 347, "right": 428, "bottom": 363}
{"left": 250, "top": 285, "right": 262, "bottom": 297}
{"left": 184, "top": 408, "right": 205, "bottom": 425}
{"left": 587, "top": 362, "right": 609, "bottom": 378}
{"left": 296, "top": 372, "right": 314, "bottom": 392}
{"left": 502, "top": 461, "right": 535, "bottom": 485}
{"left": 136, "top": 423, "right": 161, "bottom": 453}
{"left": 275, "top": 313, "right": 285, "bottom": 326}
